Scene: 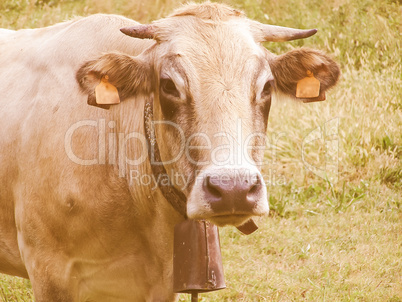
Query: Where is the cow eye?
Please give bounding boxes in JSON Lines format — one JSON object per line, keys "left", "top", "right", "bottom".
{"left": 160, "top": 78, "right": 179, "bottom": 97}
{"left": 262, "top": 80, "right": 272, "bottom": 96}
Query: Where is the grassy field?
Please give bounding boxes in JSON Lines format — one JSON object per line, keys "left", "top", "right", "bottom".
{"left": 1, "top": 0, "right": 401, "bottom": 301}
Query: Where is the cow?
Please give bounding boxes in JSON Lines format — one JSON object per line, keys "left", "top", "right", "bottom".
{"left": 0, "top": 29, "right": 14, "bottom": 37}
{"left": 0, "top": 2, "right": 340, "bottom": 301}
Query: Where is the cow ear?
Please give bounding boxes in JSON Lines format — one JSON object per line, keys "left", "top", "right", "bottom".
{"left": 76, "top": 52, "right": 152, "bottom": 109}
{"left": 269, "top": 48, "right": 340, "bottom": 103}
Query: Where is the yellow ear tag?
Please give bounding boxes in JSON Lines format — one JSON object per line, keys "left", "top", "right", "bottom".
{"left": 95, "top": 75, "right": 120, "bottom": 105}
{"left": 296, "top": 70, "right": 320, "bottom": 98}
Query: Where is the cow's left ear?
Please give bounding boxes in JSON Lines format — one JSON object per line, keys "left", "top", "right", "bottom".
{"left": 76, "top": 52, "right": 153, "bottom": 109}
{"left": 269, "top": 48, "right": 340, "bottom": 102}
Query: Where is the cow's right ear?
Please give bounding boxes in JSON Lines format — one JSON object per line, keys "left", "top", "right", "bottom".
{"left": 76, "top": 52, "right": 152, "bottom": 109}
{"left": 269, "top": 48, "right": 340, "bottom": 103}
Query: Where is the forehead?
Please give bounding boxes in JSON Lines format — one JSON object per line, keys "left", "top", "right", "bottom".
{"left": 157, "top": 18, "right": 270, "bottom": 81}
{"left": 161, "top": 17, "right": 264, "bottom": 58}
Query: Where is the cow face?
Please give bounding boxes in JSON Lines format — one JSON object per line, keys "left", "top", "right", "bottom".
{"left": 77, "top": 3, "right": 339, "bottom": 227}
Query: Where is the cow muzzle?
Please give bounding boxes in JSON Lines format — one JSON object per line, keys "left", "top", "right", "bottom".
{"left": 187, "top": 165, "right": 269, "bottom": 226}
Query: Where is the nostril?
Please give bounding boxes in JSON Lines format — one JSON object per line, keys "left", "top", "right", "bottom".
{"left": 247, "top": 175, "right": 262, "bottom": 196}
{"left": 200, "top": 170, "right": 267, "bottom": 216}
{"left": 204, "top": 176, "right": 222, "bottom": 198}
{"left": 207, "top": 183, "right": 222, "bottom": 198}
{"left": 249, "top": 183, "right": 260, "bottom": 195}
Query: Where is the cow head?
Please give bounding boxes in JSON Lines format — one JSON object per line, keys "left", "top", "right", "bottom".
{"left": 77, "top": 3, "right": 339, "bottom": 227}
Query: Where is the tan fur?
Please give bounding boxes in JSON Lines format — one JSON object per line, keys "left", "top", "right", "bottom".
{"left": 269, "top": 48, "right": 340, "bottom": 97}
{"left": 77, "top": 52, "right": 154, "bottom": 99}
{"left": 0, "top": 2, "right": 339, "bottom": 301}
{"left": 0, "top": 14, "right": 177, "bottom": 302}
{"left": 169, "top": 1, "right": 244, "bottom": 20}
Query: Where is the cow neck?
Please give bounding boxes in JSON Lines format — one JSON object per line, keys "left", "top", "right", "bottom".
{"left": 144, "top": 98, "right": 188, "bottom": 218}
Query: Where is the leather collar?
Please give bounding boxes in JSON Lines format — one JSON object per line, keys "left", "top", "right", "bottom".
{"left": 144, "top": 98, "right": 188, "bottom": 218}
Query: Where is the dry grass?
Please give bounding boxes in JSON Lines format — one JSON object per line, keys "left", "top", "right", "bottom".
{"left": 0, "top": 0, "right": 401, "bottom": 301}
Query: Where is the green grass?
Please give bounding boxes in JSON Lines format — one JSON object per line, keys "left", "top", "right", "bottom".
{"left": 1, "top": 0, "right": 401, "bottom": 301}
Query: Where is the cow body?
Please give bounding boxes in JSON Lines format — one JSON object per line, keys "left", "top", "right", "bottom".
{"left": 0, "top": 15, "right": 179, "bottom": 301}
{"left": 0, "top": 3, "right": 339, "bottom": 301}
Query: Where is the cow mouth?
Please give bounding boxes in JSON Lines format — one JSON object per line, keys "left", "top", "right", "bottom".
{"left": 208, "top": 214, "right": 252, "bottom": 227}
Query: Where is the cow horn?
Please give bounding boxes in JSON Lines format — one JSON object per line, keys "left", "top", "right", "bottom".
{"left": 120, "top": 25, "right": 156, "bottom": 39}
{"left": 251, "top": 21, "right": 317, "bottom": 42}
